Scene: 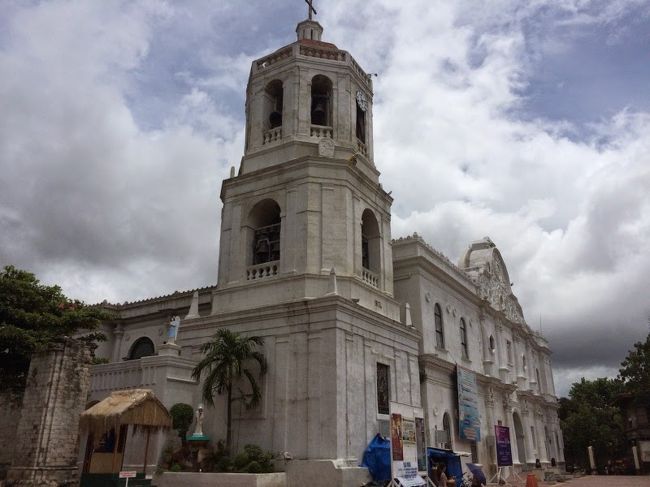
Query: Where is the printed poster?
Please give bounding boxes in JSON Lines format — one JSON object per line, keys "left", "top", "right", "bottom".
{"left": 495, "top": 425, "right": 513, "bottom": 466}
{"left": 457, "top": 366, "right": 481, "bottom": 441}
{"left": 391, "top": 413, "right": 404, "bottom": 461}
{"left": 390, "top": 403, "right": 425, "bottom": 486}
{"left": 415, "top": 417, "right": 427, "bottom": 472}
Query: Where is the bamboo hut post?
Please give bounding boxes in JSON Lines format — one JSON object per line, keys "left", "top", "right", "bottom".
{"left": 143, "top": 427, "right": 151, "bottom": 475}
{"left": 112, "top": 424, "right": 122, "bottom": 474}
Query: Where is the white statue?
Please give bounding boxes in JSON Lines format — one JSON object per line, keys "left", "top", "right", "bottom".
{"left": 167, "top": 315, "right": 181, "bottom": 343}
{"left": 194, "top": 404, "right": 204, "bottom": 436}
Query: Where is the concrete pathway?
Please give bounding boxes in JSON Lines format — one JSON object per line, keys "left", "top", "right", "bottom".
{"left": 562, "top": 475, "right": 649, "bottom": 487}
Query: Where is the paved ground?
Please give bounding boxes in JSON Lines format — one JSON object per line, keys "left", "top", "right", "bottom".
{"left": 498, "top": 474, "right": 649, "bottom": 487}
{"left": 562, "top": 475, "right": 650, "bottom": 487}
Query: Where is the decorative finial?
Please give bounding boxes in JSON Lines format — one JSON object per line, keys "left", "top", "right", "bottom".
{"left": 305, "top": 0, "right": 317, "bottom": 20}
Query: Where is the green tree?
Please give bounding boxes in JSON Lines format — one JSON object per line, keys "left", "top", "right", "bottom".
{"left": 559, "top": 377, "right": 626, "bottom": 468}
{"left": 170, "top": 403, "right": 195, "bottom": 445}
{"left": 191, "top": 329, "right": 267, "bottom": 453}
{"left": 0, "top": 265, "right": 108, "bottom": 393}
{"left": 619, "top": 332, "right": 650, "bottom": 401}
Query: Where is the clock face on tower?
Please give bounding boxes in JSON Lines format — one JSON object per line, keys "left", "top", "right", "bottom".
{"left": 356, "top": 90, "right": 367, "bottom": 112}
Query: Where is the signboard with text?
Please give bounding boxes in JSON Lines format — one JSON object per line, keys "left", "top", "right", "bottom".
{"left": 495, "top": 425, "right": 513, "bottom": 467}
{"left": 457, "top": 366, "right": 481, "bottom": 441}
{"left": 390, "top": 402, "right": 426, "bottom": 486}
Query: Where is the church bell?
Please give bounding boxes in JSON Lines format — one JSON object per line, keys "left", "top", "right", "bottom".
{"left": 311, "top": 101, "right": 327, "bottom": 126}
{"left": 269, "top": 110, "right": 282, "bottom": 129}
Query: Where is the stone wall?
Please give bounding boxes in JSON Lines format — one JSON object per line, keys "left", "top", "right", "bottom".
{"left": 0, "top": 392, "right": 22, "bottom": 479}
{"left": 6, "top": 338, "right": 92, "bottom": 487}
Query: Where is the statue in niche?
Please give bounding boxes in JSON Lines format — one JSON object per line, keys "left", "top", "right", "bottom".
{"left": 167, "top": 315, "right": 181, "bottom": 344}
{"left": 194, "top": 404, "right": 204, "bottom": 436}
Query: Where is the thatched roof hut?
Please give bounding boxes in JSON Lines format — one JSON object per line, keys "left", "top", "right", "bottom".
{"left": 80, "top": 389, "right": 172, "bottom": 437}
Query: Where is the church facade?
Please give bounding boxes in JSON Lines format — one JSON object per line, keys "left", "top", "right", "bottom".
{"left": 88, "top": 16, "right": 564, "bottom": 483}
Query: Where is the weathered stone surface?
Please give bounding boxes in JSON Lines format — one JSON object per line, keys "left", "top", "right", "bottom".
{"left": 6, "top": 338, "right": 92, "bottom": 487}
{"left": 0, "top": 393, "right": 22, "bottom": 479}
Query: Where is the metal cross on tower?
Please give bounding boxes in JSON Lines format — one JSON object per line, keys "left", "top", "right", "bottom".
{"left": 305, "top": 0, "right": 317, "bottom": 20}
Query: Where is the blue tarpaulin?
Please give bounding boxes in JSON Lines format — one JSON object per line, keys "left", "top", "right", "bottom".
{"left": 361, "top": 434, "right": 391, "bottom": 482}
{"left": 427, "top": 447, "right": 463, "bottom": 487}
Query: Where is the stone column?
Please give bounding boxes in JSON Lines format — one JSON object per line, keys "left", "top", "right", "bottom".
{"left": 112, "top": 324, "right": 124, "bottom": 362}
{"left": 7, "top": 338, "right": 93, "bottom": 487}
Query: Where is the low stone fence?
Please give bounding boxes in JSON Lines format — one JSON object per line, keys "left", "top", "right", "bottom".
{"left": 157, "top": 472, "right": 286, "bottom": 487}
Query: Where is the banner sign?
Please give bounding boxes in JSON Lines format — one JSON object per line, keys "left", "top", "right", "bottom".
{"left": 391, "top": 413, "right": 404, "bottom": 461}
{"left": 415, "top": 417, "right": 426, "bottom": 472}
{"left": 390, "top": 403, "right": 426, "bottom": 486}
{"left": 495, "top": 425, "right": 513, "bottom": 466}
{"left": 457, "top": 366, "right": 481, "bottom": 441}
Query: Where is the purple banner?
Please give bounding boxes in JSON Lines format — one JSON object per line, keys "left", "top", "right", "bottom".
{"left": 495, "top": 425, "right": 513, "bottom": 467}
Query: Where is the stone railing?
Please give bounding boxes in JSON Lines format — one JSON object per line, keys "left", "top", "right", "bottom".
{"left": 300, "top": 45, "right": 346, "bottom": 62}
{"left": 263, "top": 126, "right": 282, "bottom": 145}
{"left": 351, "top": 57, "right": 370, "bottom": 81}
{"left": 311, "top": 125, "right": 333, "bottom": 138}
{"left": 90, "top": 360, "right": 158, "bottom": 393}
{"left": 256, "top": 46, "right": 292, "bottom": 69}
{"left": 246, "top": 260, "right": 280, "bottom": 281}
{"left": 362, "top": 268, "right": 379, "bottom": 288}
{"left": 356, "top": 139, "right": 368, "bottom": 157}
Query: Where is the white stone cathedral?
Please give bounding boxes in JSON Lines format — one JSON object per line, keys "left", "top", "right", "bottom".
{"left": 87, "top": 14, "right": 564, "bottom": 486}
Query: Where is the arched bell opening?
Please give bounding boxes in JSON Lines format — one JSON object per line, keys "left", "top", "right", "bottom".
{"left": 361, "top": 209, "right": 381, "bottom": 276}
{"left": 247, "top": 199, "right": 281, "bottom": 266}
{"left": 264, "top": 79, "right": 283, "bottom": 130}
{"left": 356, "top": 99, "right": 366, "bottom": 143}
{"left": 311, "top": 75, "right": 332, "bottom": 127}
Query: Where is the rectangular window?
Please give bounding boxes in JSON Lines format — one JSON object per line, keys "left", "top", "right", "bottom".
{"left": 376, "top": 363, "right": 390, "bottom": 415}
{"left": 506, "top": 340, "right": 513, "bottom": 364}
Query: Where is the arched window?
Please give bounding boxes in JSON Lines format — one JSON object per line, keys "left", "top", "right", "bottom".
{"left": 489, "top": 335, "right": 495, "bottom": 352}
{"left": 356, "top": 98, "right": 366, "bottom": 143}
{"left": 128, "top": 337, "right": 155, "bottom": 360}
{"left": 264, "top": 80, "right": 283, "bottom": 129}
{"left": 460, "top": 318, "right": 468, "bottom": 359}
{"left": 311, "top": 75, "right": 332, "bottom": 126}
{"left": 513, "top": 411, "right": 526, "bottom": 463}
{"left": 361, "top": 209, "right": 380, "bottom": 273}
{"left": 248, "top": 199, "right": 281, "bottom": 266}
{"left": 442, "top": 412, "right": 452, "bottom": 449}
{"left": 434, "top": 303, "right": 444, "bottom": 349}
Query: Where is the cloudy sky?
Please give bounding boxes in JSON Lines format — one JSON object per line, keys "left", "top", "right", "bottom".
{"left": 1, "top": 0, "right": 649, "bottom": 396}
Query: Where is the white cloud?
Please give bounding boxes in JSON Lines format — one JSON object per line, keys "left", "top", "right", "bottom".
{"left": 0, "top": 0, "right": 648, "bottom": 389}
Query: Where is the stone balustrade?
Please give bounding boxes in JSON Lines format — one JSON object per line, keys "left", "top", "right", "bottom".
{"left": 90, "top": 360, "right": 158, "bottom": 392}
{"left": 300, "top": 45, "right": 346, "bottom": 62}
{"left": 311, "top": 125, "right": 333, "bottom": 138}
{"left": 246, "top": 260, "right": 280, "bottom": 281}
{"left": 362, "top": 268, "right": 379, "bottom": 288}
{"left": 263, "top": 126, "right": 282, "bottom": 145}
{"left": 357, "top": 139, "right": 368, "bottom": 157}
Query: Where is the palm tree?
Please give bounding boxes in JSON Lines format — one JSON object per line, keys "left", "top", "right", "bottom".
{"left": 191, "top": 329, "right": 267, "bottom": 452}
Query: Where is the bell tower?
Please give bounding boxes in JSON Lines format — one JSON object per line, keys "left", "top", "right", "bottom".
{"left": 241, "top": 17, "right": 375, "bottom": 177}
{"left": 214, "top": 11, "right": 397, "bottom": 323}
{"left": 204, "top": 7, "right": 422, "bottom": 471}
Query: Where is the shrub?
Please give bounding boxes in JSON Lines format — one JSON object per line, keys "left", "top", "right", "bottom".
{"left": 169, "top": 403, "right": 194, "bottom": 442}
{"left": 170, "top": 463, "right": 182, "bottom": 472}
